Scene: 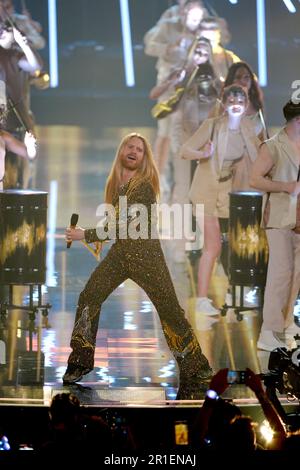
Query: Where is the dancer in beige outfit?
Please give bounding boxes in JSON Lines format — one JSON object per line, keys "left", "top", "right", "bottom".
{"left": 250, "top": 100, "right": 300, "bottom": 351}
{"left": 181, "top": 84, "right": 260, "bottom": 315}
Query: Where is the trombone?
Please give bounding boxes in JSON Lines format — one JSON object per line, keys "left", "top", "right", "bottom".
{"left": 151, "top": 35, "right": 204, "bottom": 120}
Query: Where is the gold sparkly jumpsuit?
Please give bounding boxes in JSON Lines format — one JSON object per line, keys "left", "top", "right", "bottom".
{"left": 66, "top": 180, "right": 212, "bottom": 398}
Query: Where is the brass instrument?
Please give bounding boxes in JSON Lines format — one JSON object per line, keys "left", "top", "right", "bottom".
{"left": 151, "top": 85, "right": 185, "bottom": 119}
{"left": 30, "top": 70, "right": 50, "bottom": 90}
{"left": 151, "top": 65, "right": 199, "bottom": 119}
{"left": 151, "top": 32, "right": 210, "bottom": 120}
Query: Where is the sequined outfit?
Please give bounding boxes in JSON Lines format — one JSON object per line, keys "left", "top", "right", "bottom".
{"left": 66, "top": 180, "right": 212, "bottom": 398}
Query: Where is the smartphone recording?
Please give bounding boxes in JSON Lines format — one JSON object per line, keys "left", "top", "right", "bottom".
{"left": 227, "top": 370, "right": 247, "bottom": 384}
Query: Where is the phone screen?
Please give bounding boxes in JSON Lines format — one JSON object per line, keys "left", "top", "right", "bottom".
{"left": 227, "top": 370, "right": 247, "bottom": 384}
{"left": 174, "top": 421, "right": 189, "bottom": 445}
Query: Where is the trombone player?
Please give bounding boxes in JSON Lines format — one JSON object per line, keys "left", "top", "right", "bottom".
{"left": 144, "top": 2, "right": 207, "bottom": 193}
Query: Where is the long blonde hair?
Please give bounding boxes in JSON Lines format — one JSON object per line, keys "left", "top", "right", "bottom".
{"left": 104, "top": 133, "right": 160, "bottom": 204}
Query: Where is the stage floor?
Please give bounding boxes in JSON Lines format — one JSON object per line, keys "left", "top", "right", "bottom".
{"left": 0, "top": 126, "right": 296, "bottom": 408}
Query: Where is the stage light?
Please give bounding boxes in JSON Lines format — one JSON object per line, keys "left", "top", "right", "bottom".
{"left": 229, "top": 0, "right": 238, "bottom": 4}
{"left": 282, "top": 0, "right": 297, "bottom": 13}
{"left": 256, "top": 0, "right": 268, "bottom": 86}
{"left": 48, "top": 0, "right": 58, "bottom": 88}
{"left": 0, "top": 435, "right": 10, "bottom": 451}
{"left": 260, "top": 419, "right": 274, "bottom": 444}
{"left": 119, "top": 0, "right": 135, "bottom": 87}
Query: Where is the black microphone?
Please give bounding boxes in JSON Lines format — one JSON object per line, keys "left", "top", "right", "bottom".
{"left": 67, "top": 213, "right": 79, "bottom": 249}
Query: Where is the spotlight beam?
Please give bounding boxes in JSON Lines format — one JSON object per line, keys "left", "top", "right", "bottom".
{"left": 48, "top": 0, "right": 58, "bottom": 88}
{"left": 119, "top": 0, "right": 135, "bottom": 87}
{"left": 282, "top": 0, "right": 296, "bottom": 13}
{"left": 256, "top": 0, "right": 268, "bottom": 86}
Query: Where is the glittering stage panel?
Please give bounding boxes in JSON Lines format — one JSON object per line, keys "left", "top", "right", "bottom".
{"left": 0, "top": 190, "right": 47, "bottom": 285}
{"left": 229, "top": 191, "right": 269, "bottom": 287}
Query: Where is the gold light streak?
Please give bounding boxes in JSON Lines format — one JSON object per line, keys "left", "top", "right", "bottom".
{"left": 0, "top": 222, "right": 46, "bottom": 264}
{"left": 220, "top": 316, "right": 237, "bottom": 370}
{"left": 230, "top": 222, "right": 269, "bottom": 262}
{"left": 240, "top": 314, "right": 261, "bottom": 373}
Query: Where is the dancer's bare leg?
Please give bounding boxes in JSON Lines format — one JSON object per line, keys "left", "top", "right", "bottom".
{"left": 197, "top": 215, "right": 222, "bottom": 297}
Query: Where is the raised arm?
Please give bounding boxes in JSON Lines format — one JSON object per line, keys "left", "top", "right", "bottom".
{"left": 1, "top": 130, "right": 36, "bottom": 159}
{"left": 149, "top": 77, "right": 175, "bottom": 101}
{"left": 149, "top": 69, "right": 185, "bottom": 100}
{"left": 13, "top": 27, "right": 42, "bottom": 73}
{"left": 245, "top": 368, "right": 286, "bottom": 449}
{"left": 192, "top": 368, "right": 229, "bottom": 446}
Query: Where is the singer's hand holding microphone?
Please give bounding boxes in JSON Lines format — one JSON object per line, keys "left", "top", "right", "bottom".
{"left": 65, "top": 227, "right": 85, "bottom": 244}
{"left": 66, "top": 213, "right": 85, "bottom": 248}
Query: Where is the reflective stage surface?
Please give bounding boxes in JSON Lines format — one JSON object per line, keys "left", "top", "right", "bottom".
{"left": 0, "top": 126, "right": 296, "bottom": 408}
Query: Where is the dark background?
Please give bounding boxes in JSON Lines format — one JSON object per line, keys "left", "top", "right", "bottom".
{"left": 16, "top": 0, "right": 300, "bottom": 129}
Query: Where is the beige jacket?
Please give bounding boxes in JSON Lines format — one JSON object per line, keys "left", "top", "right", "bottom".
{"left": 180, "top": 116, "right": 259, "bottom": 208}
{"left": 263, "top": 128, "right": 299, "bottom": 229}
{"left": 144, "top": 19, "right": 194, "bottom": 85}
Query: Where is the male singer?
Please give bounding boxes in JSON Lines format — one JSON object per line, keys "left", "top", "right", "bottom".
{"left": 63, "top": 132, "right": 212, "bottom": 400}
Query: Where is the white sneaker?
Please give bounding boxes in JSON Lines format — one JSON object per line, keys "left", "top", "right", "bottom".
{"left": 196, "top": 297, "right": 219, "bottom": 316}
{"left": 257, "top": 330, "right": 287, "bottom": 352}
